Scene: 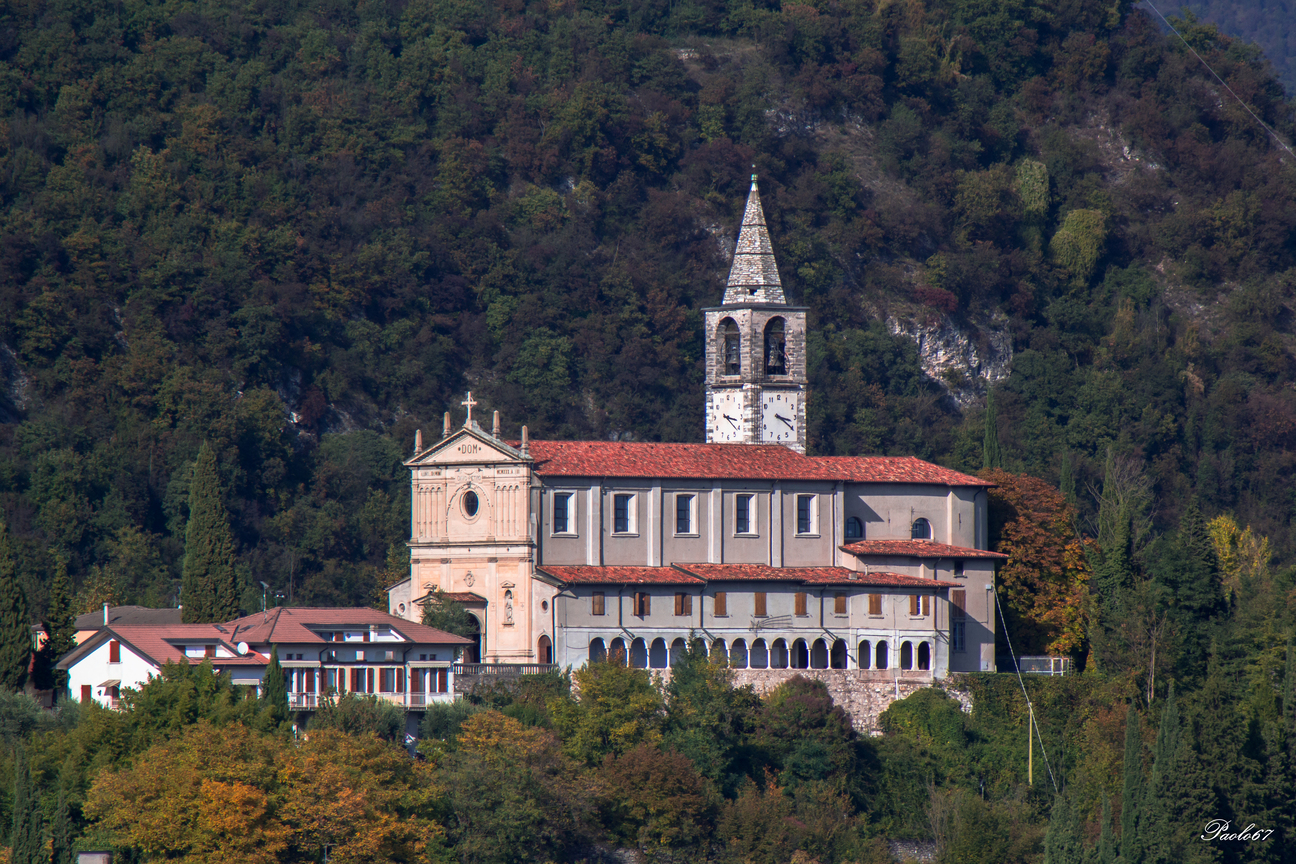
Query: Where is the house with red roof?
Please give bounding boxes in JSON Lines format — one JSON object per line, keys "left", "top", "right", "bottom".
{"left": 57, "top": 608, "right": 470, "bottom": 713}
{"left": 388, "top": 178, "right": 1003, "bottom": 680}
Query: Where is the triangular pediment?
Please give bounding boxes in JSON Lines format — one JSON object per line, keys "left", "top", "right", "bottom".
{"left": 405, "top": 424, "right": 527, "bottom": 467}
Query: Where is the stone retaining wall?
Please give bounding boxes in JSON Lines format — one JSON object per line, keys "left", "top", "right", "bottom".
{"left": 729, "top": 670, "right": 972, "bottom": 733}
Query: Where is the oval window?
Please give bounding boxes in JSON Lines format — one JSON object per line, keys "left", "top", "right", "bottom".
{"left": 463, "top": 490, "right": 479, "bottom": 517}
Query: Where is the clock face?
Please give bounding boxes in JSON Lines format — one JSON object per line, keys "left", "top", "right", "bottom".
{"left": 760, "top": 391, "right": 800, "bottom": 443}
{"left": 710, "top": 391, "right": 744, "bottom": 443}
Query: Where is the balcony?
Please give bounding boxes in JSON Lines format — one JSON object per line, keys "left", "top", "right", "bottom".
{"left": 287, "top": 691, "right": 455, "bottom": 710}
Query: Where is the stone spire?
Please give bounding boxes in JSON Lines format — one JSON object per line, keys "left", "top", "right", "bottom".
{"left": 722, "top": 174, "right": 786, "bottom": 305}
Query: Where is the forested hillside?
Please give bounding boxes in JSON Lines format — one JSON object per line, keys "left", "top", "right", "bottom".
{"left": 1158, "top": 1, "right": 1296, "bottom": 95}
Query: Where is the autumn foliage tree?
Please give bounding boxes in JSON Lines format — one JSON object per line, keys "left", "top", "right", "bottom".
{"left": 982, "top": 469, "right": 1091, "bottom": 657}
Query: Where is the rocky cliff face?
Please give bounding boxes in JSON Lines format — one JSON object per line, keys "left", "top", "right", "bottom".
{"left": 887, "top": 313, "right": 1012, "bottom": 407}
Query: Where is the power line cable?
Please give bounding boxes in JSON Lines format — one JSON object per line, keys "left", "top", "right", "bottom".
{"left": 1141, "top": 0, "right": 1296, "bottom": 160}
{"left": 993, "top": 585, "right": 1060, "bottom": 794}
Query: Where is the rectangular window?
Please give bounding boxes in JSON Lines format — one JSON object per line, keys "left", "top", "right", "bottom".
{"left": 834, "top": 593, "right": 847, "bottom": 615}
{"left": 613, "top": 493, "right": 633, "bottom": 533}
{"left": 735, "top": 494, "right": 753, "bottom": 534}
{"left": 674, "top": 593, "right": 692, "bottom": 616}
{"left": 333, "top": 631, "right": 344, "bottom": 642}
{"left": 754, "top": 592, "right": 767, "bottom": 617}
{"left": 554, "top": 492, "right": 573, "bottom": 534}
{"left": 676, "top": 494, "right": 694, "bottom": 534}
{"left": 437, "top": 668, "right": 449, "bottom": 692}
{"left": 714, "top": 592, "right": 727, "bottom": 616}
{"left": 952, "top": 621, "right": 967, "bottom": 652}
{"left": 954, "top": 560, "right": 965, "bottom": 577}
{"left": 592, "top": 592, "right": 606, "bottom": 616}
{"left": 108, "top": 640, "right": 120, "bottom": 663}
{"left": 868, "top": 594, "right": 882, "bottom": 616}
{"left": 951, "top": 589, "right": 967, "bottom": 620}
{"left": 796, "top": 494, "right": 815, "bottom": 535}
{"left": 794, "top": 592, "right": 808, "bottom": 616}
{"left": 634, "top": 592, "right": 651, "bottom": 617}
{"left": 205, "top": 644, "right": 216, "bottom": 658}
{"left": 910, "top": 595, "right": 931, "bottom": 616}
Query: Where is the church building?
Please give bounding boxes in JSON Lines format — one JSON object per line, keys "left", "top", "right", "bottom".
{"left": 387, "top": 177, "right": 1001, "bottom": 679}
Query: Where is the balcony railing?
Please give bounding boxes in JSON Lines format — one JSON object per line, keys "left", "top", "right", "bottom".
{"left": 453, "top": 663, "right": 558, "bottom": 677}
{"left": 288, "top": 691, "right": 454, "bottom": 710}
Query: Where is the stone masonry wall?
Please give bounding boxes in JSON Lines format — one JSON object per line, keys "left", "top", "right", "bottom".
{"left": 730, "top": 670, "right": 970, "bottom": 734}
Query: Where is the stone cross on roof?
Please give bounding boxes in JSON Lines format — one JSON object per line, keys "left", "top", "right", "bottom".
{"left": 461, "top": 391, "right": 477, "bottom": 426}
{"left": 722, "top": 174, "right": 786, "bottom": 305}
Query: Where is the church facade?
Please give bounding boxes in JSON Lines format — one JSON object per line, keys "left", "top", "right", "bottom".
{"left": 387, "top": 178, "right": 1001, "bottom": 679}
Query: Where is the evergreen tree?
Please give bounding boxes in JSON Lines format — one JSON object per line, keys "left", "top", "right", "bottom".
{"left": 181, "top": 444, "right": 239, "bottom": 623}
{"left": 1119, "top": 704, "right": 1143, "bottom": 864}
{"left": 1096, "top": 795, "right": 1116, "bottom": 864}
{"left": 260, "top": 647, "right": 289, "bottom": 727}
{"left": 1043, "top": 792, "right": 1084, "bottom": 864}
{"left": 40, "top": 556, "right": 77, "bottom": 697}
{"left": 1137, "top": 685, "right": 1179, "bottom": 864}
{"left": 51, "top": 784, "right": 73, "bottom": 864}
{"left": 0, "top": 521, "right": 32, "bottom": 691}
{"left": 982, "top": 388, "right": 1002, "bottom": 470}
{"left": 11, "top": 745, "right": 48, "bottom": 864}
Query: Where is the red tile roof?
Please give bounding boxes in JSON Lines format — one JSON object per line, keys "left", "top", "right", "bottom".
{"left": 425, "top": 592, "right": 487, "bottom": 605}
{"left": 537, "top": 565, "right": 704, "bottom": 585}
{"left": 840, "top": 540, "right": 1007, "bottom": 559}
{"left": 518, "top": 441, "right": 990, "bottom": 485}
{"left": 224, "top": 607, "right": 472, "bottom": 646}
{"left": 813, "top": 456, "right": 993, "bottom": 486}
{"left": 58, "top": 625, "right": 270, "bottom": 671}
{"left": 539, "top": 563, "right": 955, "bottom": 588}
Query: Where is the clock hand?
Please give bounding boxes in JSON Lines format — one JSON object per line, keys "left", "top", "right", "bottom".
{"left": 723, "top": 414, "right": 737, "bottom": 427}
{"left": 777, "top": 414, "right": 793, "bottom": 427}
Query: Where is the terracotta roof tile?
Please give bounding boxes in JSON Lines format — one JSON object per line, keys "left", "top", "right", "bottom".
{"left": 74, "top": 606, "right": 182, "bottom": 630}
{"left": 841, "top": 540, "right": 1007, "bottom": 559}
{"left": 522, "top": 441, "right": 988, "bottom": 485}
{"left": 223, "top": 607, "right": 472, "bottom": 646}
{"left": 537, "top": 565, "right": 704, "bottom": 585}
{"left": 812, "top": 456, "right": 993, "bottom": 486}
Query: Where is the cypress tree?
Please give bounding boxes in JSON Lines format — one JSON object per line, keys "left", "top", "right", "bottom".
{"left": 982, "top": 388, "right": 1002, "bottom": 470}
{"left": 1042, "top": 793, "right": 1084, "bottom": 864}
{"left": 11, "top": 745, "right": 47, "bottom": 864}
{"left": 51, "top": 784, "right": 72, "bottom": 864}
{"left": 0, "top": 521, "right": 32, "bottom": 691}
{"left": 42, "top": 556, "right": 77, "bottom": 697}
{"left": 1097, "top": 795, "right": 1116, "bottom": 864}
{"left": 181, "top": 443, "right": 239, "bottom": 623}
{"left": 1138, "top": 685, "right": 1180, "bottom": 864}
{"left": 261, "top": 647, "right": 289, "bottom": 726}
{"left": 1119, "top": 704, "right": 1143, "bottom": 864}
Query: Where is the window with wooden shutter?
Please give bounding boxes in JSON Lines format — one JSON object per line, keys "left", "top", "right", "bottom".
{"left": 674, "top": 594, "right": 683, "bottom": 615}
{"left": 682, "top": 594, "right": 692, "bottom": 615}
{"left": 109, "top": 640, "right": 120, "bottom": 663}
{"left": 951, "top": 590, "right": 967, "bottom": 620}
{"left": 714, "top": 592, "right": 727, "bottom": 616}
{"left": 592, "top": 593, "right": 605, "bottom": 616}
{"left": 910, "top": 595, "right": 920, "bottom": 616}
{"left": 81, "top": 685, "right": 92, "bottom": 703}
{"left": 921, "top": 595, "right": 931, "bottom": 616}
{"left": 834, "top": 593, "right": 847, "bottom": 614}
{"left": 754, "top": 592, "right": 767, "bottom": 617}
{"left": 205, "top": 644, "right": 216, "bottom": 658}
{"left": 868, "top": 594, "right": 882, "bottom": 616}
{"left": 635, "top": 592, "right": 650, "bottom": 616}
{"left": 794, "top": 592, "right": 808, "bottom": 616}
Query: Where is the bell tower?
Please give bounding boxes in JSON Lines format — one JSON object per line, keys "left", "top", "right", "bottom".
{"left": 703, "top": 174, "right": 808, "bottom": 452}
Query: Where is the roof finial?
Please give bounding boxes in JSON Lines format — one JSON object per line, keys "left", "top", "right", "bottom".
{"left": 414, "top": 429, "right": 423, "bottom": 453}
{"left": 492, "top": 410, "right": 500, "bottom": 438}
{"left": 751, "top": 164, "right": 758, "bottom": 185}
{"left": 461, "top": 391, "right": 477, "bottom": 426}
{"left": 443, "top": 412, "right": 451, "bottom": 439}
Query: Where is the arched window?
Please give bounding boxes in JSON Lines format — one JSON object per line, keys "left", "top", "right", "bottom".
{"left": 792, "top": 639, "right": 809, "bottom": 669}
{"left": 750, "top": 639, "right": 769, "bottom": 669}
{"left": 875, "top": 641, "right": 889, "bottom": 669}
{"left": 538, "top": 635, "right": 552, "bottom": 664}
{"left": 900, "top": 641, "right": 914, "bottom": 670}
{"left": 771, "top": 639, "right": 789, "bottom": 669}
{"left": 609, "top": 638, "right": 627, "bottom": 665}
{"left": 711, "top": 639, "right": 729, "bottom": 665}
{"left": 831, "top": 640, "right": 848, "bottom": 669}
{"left": 649, "top": 638, "right": 668, "bottom": 669}
{"left": 630, "top": 638, "right": 648, "bottom": 668}
{"left": 918, "top": 641, "right": 931, "bottom": 671}
{"left": 858, "top": 640, "right": 871, "bottom": 669}
{"left": 810, "top": 638, "right": 828, "bottom": 669}
{"left": 764, "top": 318, "right": 786, "bottom": 375}
{"left": 845, "top": 517, "right": 863, "bottom": 539}
{"left": 731, "top": 639, "right": 749, "bottom": 669}
{"left": 911, "top": 518, "right": 932, "bottom": 540}
{"left": 670, "top": 638, "right": 688, "bottom": 667}
{"left": 589, "top": 638, "right": 607, "bottom": 663}
{"left": 720, "top": 318, "right": 741, "bottom": 375}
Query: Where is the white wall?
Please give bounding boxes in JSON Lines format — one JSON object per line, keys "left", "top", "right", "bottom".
{"left": 66, "top": 639, "right": 159, "bottom": 706}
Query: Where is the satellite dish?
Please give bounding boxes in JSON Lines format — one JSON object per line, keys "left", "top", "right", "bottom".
{"left": 237, "top": 642, "right": 250, "bottom": 655}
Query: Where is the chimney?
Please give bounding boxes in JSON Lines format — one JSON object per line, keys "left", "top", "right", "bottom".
{"left": 492, "top": 410, "right": 500, "bottom": 438}
{"left": 103, "top": 603, "right": 109, "bottom": 626}
{"left": 414, "top": 429, "right": 423, "bottom": 453}
{"left": 442, "top": 412, "right": 451, "bottom": 439}
{"left": 521, "top": 425, "right": 530, "bottom": 458}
